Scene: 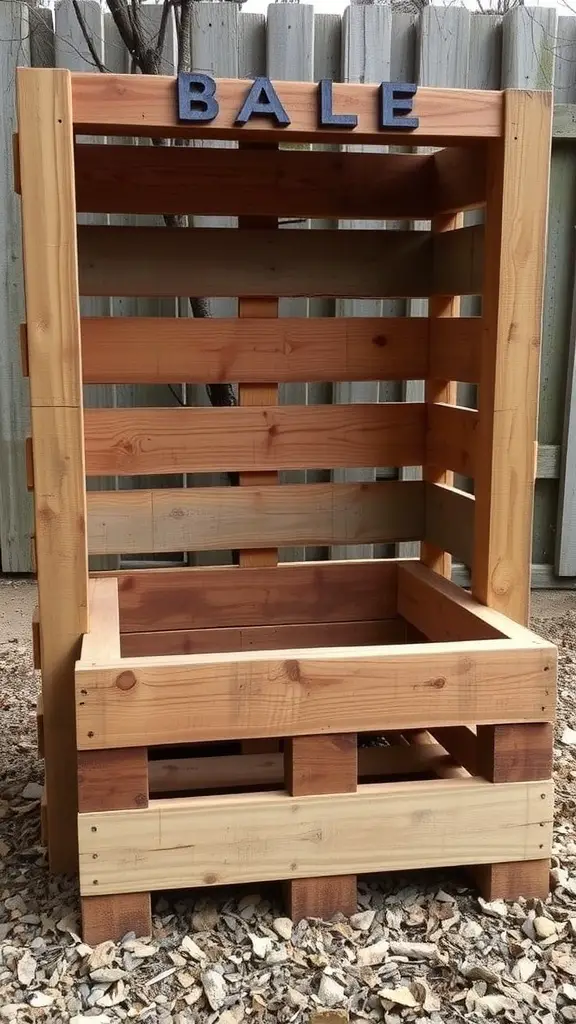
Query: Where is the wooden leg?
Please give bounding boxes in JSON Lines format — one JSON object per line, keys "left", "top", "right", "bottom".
{"left": 79, "top": 749, "right": 152, "bottom": 943}
{"left": 284, "top": 734, "right": 358, "bottom": 921}
{"left": 472, "top": 724, "right": 553, "bottom": 900}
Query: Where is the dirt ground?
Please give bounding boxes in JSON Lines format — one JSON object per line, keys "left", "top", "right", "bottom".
{"left": 0, "top": 577, "right": 576, "bottom": 1023}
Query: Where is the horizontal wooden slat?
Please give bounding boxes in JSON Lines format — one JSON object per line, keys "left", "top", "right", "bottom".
{"left": 113, "top": 559, "right": 399, "bottom": 633}
{"left": 148, "top": 742, "right": 447, "bottom": 794}
{"left": 397, "top": 562, "right": 558, "bottom": 652}
{"left": 433, "top": 224, "right": 484, "bottom": 296}
{"left": 75, "top": 639, "right": 555, "bottom": 749}
{"left": 428, "top": 317, "right": 481, "bottom": 385}
{"left": 87, "top": 480, "right": 425, "bottom": 555}
{"left": 425, "top": 482, "right": 474, "bottom": 567}
{"left": 427, "top": 403, "right": 478, "bottom": 478}
{"left": 71, "top": 74, "right": 504, "bottom": 144}
{"left": 433, "top": 147, "right": 487, "bottom": 214}
{"left": 77, "top": 225, "right": 431, "bottom": 299}
{"left": 75, "top": 143, "right": 436, "bottom": 219}
{"left": 84, "top": 404, "right": 426, "bottom": 477}
{"left": 121, "top": 618, "right": 406, "bottom": 657}
{"left": 81, "top": 316, "right": 429, "bottom": 385}
{"left": 78, "top": 777, "right": 552, "bottom": 895}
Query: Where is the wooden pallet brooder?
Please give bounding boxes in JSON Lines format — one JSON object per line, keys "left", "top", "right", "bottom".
{"left": 16, "top": 68, "right": 556, "bottom": 944}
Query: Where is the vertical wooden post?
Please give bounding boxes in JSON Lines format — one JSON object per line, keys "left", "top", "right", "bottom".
{"left": 285, "top": 735, "right": 358, "bottom": 922}
{"left": 423, "top": 212, "right": 463, "bottom": 576}
{"left": 17, "top": 68, "right": 89, "bottom": 874}
{"left": 472, "top": 89, "right": 553, "bottom": 900}
{"left": 238, "top": 143, "right": 279, "bottom": 755}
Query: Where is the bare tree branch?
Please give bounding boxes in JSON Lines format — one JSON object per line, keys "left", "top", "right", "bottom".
{"left": 71, "top": 0, "right": 109, "bottom": 72}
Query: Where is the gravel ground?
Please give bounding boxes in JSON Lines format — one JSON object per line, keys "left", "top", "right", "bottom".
{"left": 1, "top": 579, "right": 576, "bottom": 1024}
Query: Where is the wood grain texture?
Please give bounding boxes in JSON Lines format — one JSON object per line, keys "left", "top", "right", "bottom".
{"left": 428, "top": 316, "right": 481, "bottom": 385}
{"left": 427, "top": 404, "right": 478, "bottom": 478}
{"left": 473, "top": 90, "right": 553, "bottom": 622}
{"left": 286, "top": 734, "right": 358, "bottom": 797}
{"left": 86, "top": 481, "right": 425, "bottom": 555}
{"left": 78, "top": 749, "right": 149, "bottom": 813}
{"left": 148, "top": 742, "right": 448, "bottom": 794}
{"left": 425, "top": 483, "right": 474, "bottom": 567}
{"left": 36, "top": 694, "right": 44, "bottom": 758}
{"left": 80, "top": 316, "right": 429, "bottom": 385}
{"left": 433, "top": 146, "right": 488, "bottom": 214}
{"left": 473, "top": 859, "right": 550, "bottom": 902}
{"left": 80, "top": 578, "right": 120, "bottom": 663}
{"left": 74, "top": 143, "right": 436, "bottom": 219}
{"left": 428, "top": 726, "right": 478, "bottom": 776}
{"left": 115, "top": 559, "right": 399, "bottom": 632}
{"left": 84, "top": 404, "right": 426, "bottom": 477}
{"left": 77, "top": 778, "right": 552, "bottom": 895}
{"left": 71, "top": 74, "right": 504, "bottom": 144}
{"left": 80, "top": 893, "right": 153, "bottom": 946}
{"left": 121, "top": 618, "right": 406, "bottom": 657}
{"left": 77, "top": 225, "right": 431, "bottom": 299}
{"left": 17, "top": 67, "right": 88, "bottom": 873}
{"left": 432, "top": 223, "right": 484, "bottom": 297}
{"left": 75, "top": 639, "right": 555, "bottom": 750}
{"left": 476, "top": 723, "right": 554, "bottom": 782}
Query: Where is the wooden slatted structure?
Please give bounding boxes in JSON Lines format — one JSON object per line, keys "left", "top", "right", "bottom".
{"left": 16, "top": 68, "right": 556, "bottom": 943}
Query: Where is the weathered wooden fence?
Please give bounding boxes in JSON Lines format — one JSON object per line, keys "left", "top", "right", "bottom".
{"left": 2, "top": 0, "right": 576, "bottom": 584}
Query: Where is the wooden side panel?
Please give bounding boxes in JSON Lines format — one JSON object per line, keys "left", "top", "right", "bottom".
{"left": 432, "top": 223, "right": 484, "bottom": 296}
{"left": 78, "top": 778, "right": 553, "bottom": 895}
{"left": 71, "top": 75, "right": 504, "bottom": 144}
{"left": 75, "top": 640, "right": 555, "bottom": 750}
{"left": 81, "top": 316, "right": 429, "bottom": 385}
{"left": 86, "top": 481, "right": 425, "bottom": 555}
{"left": 77, "top": 225, "right": 431, "bottom": 299}
{"left": 473, "top": 90, "right": 553, "bottom": 622}
{"left": 84, "top": 404, "right": 426, "bottom": 477}
{"left": 17, "top": 67, "right": 89, "bottom": 873}
{"left": 427, "top": 404, "right": 478, "bottom": 478}
{"left": 433, "top": 146, "right": 488, "bottom": 214}
{"left": 429, "top": 317, "right": 481, "bottom": 385}
{"left": 74, "top": 143, "right": 435, "bottom": 219}
{"left": 425, "top": 483, "right": 474, "bottom": 567}
{"left": 116, "top": 559, "right": 399, "bottom": 632}
{"left": 121, "top": 619, "right": 406, "bottom": 657}
{"left": 80, "top": 579, "right": 120, "bottom": 663}
{"left": 477, "top": 723, "right": 554, "bottom": 783}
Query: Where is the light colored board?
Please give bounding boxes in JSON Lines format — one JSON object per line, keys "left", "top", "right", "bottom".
{"left": 148, "top": 742, "right": 444, "bottom": 795}
{"left": 502, "top": 6, "right": 556, "bottom": 92}
{"left": 553, "top": 104, "right": 576, "bottom": 138}
{"left": 425, "top": 483, "right": 474, "bottom": 568}
{"left": 75, "top": 638, "right": 555, "bottom": 750}
{"left": 87, "top": 481, "right": 425, "bottom": 555}
{"left": 78, "top": 778, "right": 553, "bottom": 895}
{"left": 538, "top": 444, "right": 560, "bottom": 480}
{"left": 17, "top": 67, "right": 88, "bottom": 872}
{"left": 556, "top": 264, "right": 576, "bottom": 574}
{"left": 334, "top": 3, "right": 393, "bottom": 563}
{"left": 71, "top": 74, "right": 504, "bottom": 145}
{"left": 468, "top": 11, "right": 502, "bottom": 91}
{"left": 426, "top": 404, "right": 478, "bottom": 478}
{"left": 81, "top": 316, "right": 429, "bottom": 385}
{"left": 115, "top": 559, "right": 399, "bottom": 633}
{"left": 432, "top": 224, "right": 484, "bottom": 297}
{"left": 74, "top": 142, "right": 435, "bottom": 220}
{"left": 473, "top": 90, "right": 553, "bottom": 623}
{"left": 398, "top": 561, "right": 554, "bottom": 648}
{"left": 84, "top": 403, "right": 426, "bottom": 477}
{"left": 429, "top": 317, "right": 481, "bottom": 386}
{"left": 239, "top": 12, "right": 266, "bottom": 79}
{"left": 191, "top": 0, "right": 238, "bottom": 76}
{"left": 77, "top": 225, "right": 431, "bottom": 299}
{"left": 80, "top": 578, "right": 120, "bottom": 664}
{"left": 314, "top": 13, "right": 341, "bottom": 82}
{"left": 0, "top": 0, "right": 32, "bottom": 571}
{"left": 121, "top": 619, "right": 406, "bottom": 658}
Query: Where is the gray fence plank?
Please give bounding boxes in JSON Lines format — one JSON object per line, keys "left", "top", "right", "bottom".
{"left": 0, "top": 0, "right": 32, "bottom": 571}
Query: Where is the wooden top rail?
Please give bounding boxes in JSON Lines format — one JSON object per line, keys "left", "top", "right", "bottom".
{"left": 68, "top": 72, "right": 504, "bottom": 144}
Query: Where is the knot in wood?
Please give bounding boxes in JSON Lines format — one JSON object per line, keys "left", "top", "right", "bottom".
{"left": 372, "top": 334, "right": 388, "bottom": 348}
{"left": 284, "top": 659, "right": 301, "bottom": 683}
{"left": 116, "top": 670, "right": 137, "bottom": 691}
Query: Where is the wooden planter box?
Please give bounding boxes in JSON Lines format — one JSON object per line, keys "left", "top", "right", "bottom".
{"left": 17, "top": 69, "right": 556, "bottom": 943}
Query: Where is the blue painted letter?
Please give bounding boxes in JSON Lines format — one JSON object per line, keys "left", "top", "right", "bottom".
{"left": 178, "top": 73, "right": 218, "bottom": 123}
{"left": 318, "top": 79, "right": 358, "bottom": 129}
{"left": 235, "top": 77, "right": 291, "bottom": 127}
{"left": 379, "top": 83, "right": 418, "bottom": 130}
